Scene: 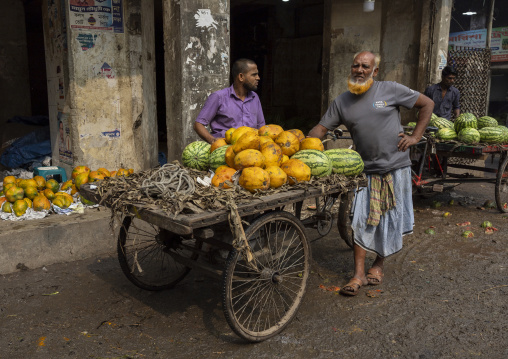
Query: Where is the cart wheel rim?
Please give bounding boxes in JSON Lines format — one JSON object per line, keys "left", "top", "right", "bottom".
{"left": 222, "top": 211, "right": 310, "bottom": 342}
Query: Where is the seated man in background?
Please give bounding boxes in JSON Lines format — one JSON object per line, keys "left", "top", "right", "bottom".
{"left": 193, "top": 58, "right": 265, "bottom": 144}
{"left": 424, "top": 65, "right": 461, "bottom": 121}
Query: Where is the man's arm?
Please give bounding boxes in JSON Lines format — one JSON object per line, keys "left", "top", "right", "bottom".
{"left": 256, "top": 98, "right": 266, "bottom": 129}
{"left": 397, "top": 94, "right": 434, "bottom": 152}
{"left": 194, "top": 93, "right": 220, "bottom": 143}
{"left": 452, "top": 90, "right": 461, "bottom": 119}
{"left": 193, "top": 122, "right": 217, "bottom": 144}
{"left": 307, "top": 124, "right": 329, "bottom": 139}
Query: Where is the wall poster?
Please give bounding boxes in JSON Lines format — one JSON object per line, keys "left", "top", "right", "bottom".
{"left": 69, "top": 0, "right": 124, "bottom": 33}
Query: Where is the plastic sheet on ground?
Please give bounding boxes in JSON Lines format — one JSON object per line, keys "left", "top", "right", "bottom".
{"left": 0, "top": 208, "right": 49, "bottom": 221}
{"left": 1, "top": 196, "right": 99, "bottom": 221}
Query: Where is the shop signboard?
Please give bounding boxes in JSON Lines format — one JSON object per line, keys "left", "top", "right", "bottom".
{"left": 449, "top": 27, "right": 508, "bottom": 62}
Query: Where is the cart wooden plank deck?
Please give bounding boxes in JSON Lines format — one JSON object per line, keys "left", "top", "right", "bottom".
{"left": 79, "top": 178, "right": 364, "bottom": 342}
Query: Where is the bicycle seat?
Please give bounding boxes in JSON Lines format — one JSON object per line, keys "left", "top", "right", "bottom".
{"left": 426, "top": 126, "right": 439, "bottom": 133}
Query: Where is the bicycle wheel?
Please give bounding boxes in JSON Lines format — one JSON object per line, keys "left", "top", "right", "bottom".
{"left": 222, "top": 211, "right": 310, "bottom": 342}
{"left": 118, "top": 216, "right": 200, "bottom": 291}
{"left": 495, "top": 155, "right": 508, "bottom": 213}
{"left": 337, "top": 191, "right": 354, "bottom": 249}
{"left": 316, "top": 195, "right": 335, "bottom": 236}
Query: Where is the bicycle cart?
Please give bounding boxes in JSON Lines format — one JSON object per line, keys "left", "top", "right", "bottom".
{"left": 410, "top": 130, "right": 508, "bottom": 213}
{"left": 80, "top": 174, "right": 363, "bottom": 342}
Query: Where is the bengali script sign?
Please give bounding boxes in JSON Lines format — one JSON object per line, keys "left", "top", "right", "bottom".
{"left": 449, "top": 27, "right": 508, "bottom": 62}
{"left": 69, "top": 0, "right": 123, "bottom": 33}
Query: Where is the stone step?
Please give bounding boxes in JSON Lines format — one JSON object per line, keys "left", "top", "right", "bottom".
{"left": 0, "top": 208, "right": 117, "bottom": 275}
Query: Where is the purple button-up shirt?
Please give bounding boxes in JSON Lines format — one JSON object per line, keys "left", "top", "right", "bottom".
{"left": 195, "top": 85, "right": 265, "bottom": 138}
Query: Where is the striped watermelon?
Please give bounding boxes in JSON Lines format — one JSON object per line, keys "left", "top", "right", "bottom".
{"left": 181, "top": 141, "right": 211, "bottom": 171}
{"left": 430, "top": 117, "right": 454, "bottom": 130}
{"left": 407, "top": 122, "right": 417, "bottom": 127}
{"left": 209, "top": 145, "right": 230, "bottom": 171}
{"left": 497, "top": 126, "right": 508, "bottom": 144}
{"left": 436, "top": 128, "right": 457, "bottom": 141}
{"left": 458, "top": 128, "right": 480, "bottom": 144}
{"left": 323, "top": 149, "right": 364, "bottom": 176}
{"left": 478, "top": 127, "right": 505, "bottom": 144}
{"left": 477, "top": 116, "right": 498, "bottom": 129}
{"left": 454, "top": 113, "right": 477, "bottom": 133}
{"left": 291, "top": 149, "right": 332, "bottom": 177}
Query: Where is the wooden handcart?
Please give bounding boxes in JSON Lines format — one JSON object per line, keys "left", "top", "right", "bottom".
{"left": 411, "top": 138, "right": 508, "bottom": 212}
{"left": 80, "top": 176, "right": 362, "bottom": 342}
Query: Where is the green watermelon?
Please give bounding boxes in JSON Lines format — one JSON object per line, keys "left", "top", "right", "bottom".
{"left": 430, "top": 117, "right": 454, "bottom": 130}
{"left": 454, "top": 113, "right": 477, "bottom": 133}
{"left": 407, "top": 122, "right": 417, "bottom": 127}
{"left": 436, "top": 128, "right": 457, "bottom": 141}
{"left": 323, "top": 149, "right": 364, "bottom": 176}
{"left": 497, "top": 126, "right": 508, "bottom": 144}
{"left": 291, "top": 149, "right": 332, "bottom": 177}
{"left": 478, "top": 127, "right": 505, "bottom": 144}
{"left": 209, "top": 145, "right": 230, "bottom": 171}
{"left": 458, "top": 128, "right": 480, "bottom": 144}
{"left": 181, "top": 141, "right": 211, "bottom": 171}
{"left": 477, "top": 116, "right": 498, "bottom": 129}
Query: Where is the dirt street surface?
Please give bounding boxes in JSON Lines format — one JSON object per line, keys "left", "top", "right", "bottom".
{"left": 1, "top": 183, "right": 507, "bottom": 359}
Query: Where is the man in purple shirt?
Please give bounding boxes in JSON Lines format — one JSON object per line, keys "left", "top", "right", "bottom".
{"left": 193, "top": 58, "right": 266, "bottom": 144}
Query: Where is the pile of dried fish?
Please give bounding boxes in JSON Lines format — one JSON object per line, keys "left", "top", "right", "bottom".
{"left": 95, "top": 160, "right": 365, "bottom": 219}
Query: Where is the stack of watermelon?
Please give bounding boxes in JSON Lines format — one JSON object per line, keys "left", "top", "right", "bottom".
{"left": 433, "top": 113, "right": 508, "bottom": 145}
{"left": 181, "top": 125, "right": 364, "bottom": 193}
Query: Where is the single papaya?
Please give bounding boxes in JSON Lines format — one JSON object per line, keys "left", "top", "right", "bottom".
{"left": 12, "top": 199, "right": 28, "bottom": 217}
{"left": 46, "top": 179, "right": 60, "bottom": 193}
{"left": 24, "top": 186, "right": 39, "bottom": 200}
{"left": 33, "top": 195, "right": 51, "bottom": 211}
{"left": 5, "top": 186, "right": 24, "bottom": 203}
{"left": 72, "top": 166, "right": 90, "bottom": 179}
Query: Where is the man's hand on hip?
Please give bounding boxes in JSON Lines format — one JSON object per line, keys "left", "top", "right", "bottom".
{"left": 397, "top": 133, "right": 418, "bottom": 152}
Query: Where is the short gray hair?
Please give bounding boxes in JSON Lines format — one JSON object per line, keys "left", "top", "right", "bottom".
{"left": 353, "top": 51, "right": 381, "bottom": 70}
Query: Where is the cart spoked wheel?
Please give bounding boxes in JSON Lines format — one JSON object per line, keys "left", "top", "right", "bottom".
{"left": 222, "top": 211, "right": 310, "bottom": 342}
{"left": 316, "top": 196, "right": 335, "bottom": 236}
{"left": 337, "top": 191, "right": 354, "bottom": 249}
{"left": 118, "top": 216, "right": 200, "bottom": 291}
{"left": 495, "top": 155, "right": 508, "bottom": 213}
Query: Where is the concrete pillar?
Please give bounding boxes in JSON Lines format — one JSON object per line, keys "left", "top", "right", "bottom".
{"left": 427, "top": 0, "right": 453, "bottom": 85}
{"left": 0, "top": 0, "right": 31, "bottom": 127}
{"left": 163, "top": 0, "right": 230, "bottom": 162}
{"left": 42, "top": 0, "right": 157, "bottom": 174}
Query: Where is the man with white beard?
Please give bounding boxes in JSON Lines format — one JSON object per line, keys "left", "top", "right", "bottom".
{"left": 308, "top": 51, "right": 434, "bottom": 296}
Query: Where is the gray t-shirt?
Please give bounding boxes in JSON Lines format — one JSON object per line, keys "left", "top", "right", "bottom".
{"left": 320, "top": 81, "right": 420, "bottom": 174}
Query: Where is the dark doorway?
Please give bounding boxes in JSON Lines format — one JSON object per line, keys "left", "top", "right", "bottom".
{"left": 24, "top": 0, "right": 48, "bottom": 117}
{"left": 231, "top": 0, "right": 324, "bottom": 134}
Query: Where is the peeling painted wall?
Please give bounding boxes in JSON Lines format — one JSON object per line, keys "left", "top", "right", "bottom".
{"left": 43, "top": 0, "right": 157, "bottom": 173}
{"left": 326, "top": 0, "right": 427, "bottom": 124}
{"left": 165, "top": 0, "right": 230, "bottom": 162}
{"left": 326, "top": 0, "right": 382, "bottom": 103}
